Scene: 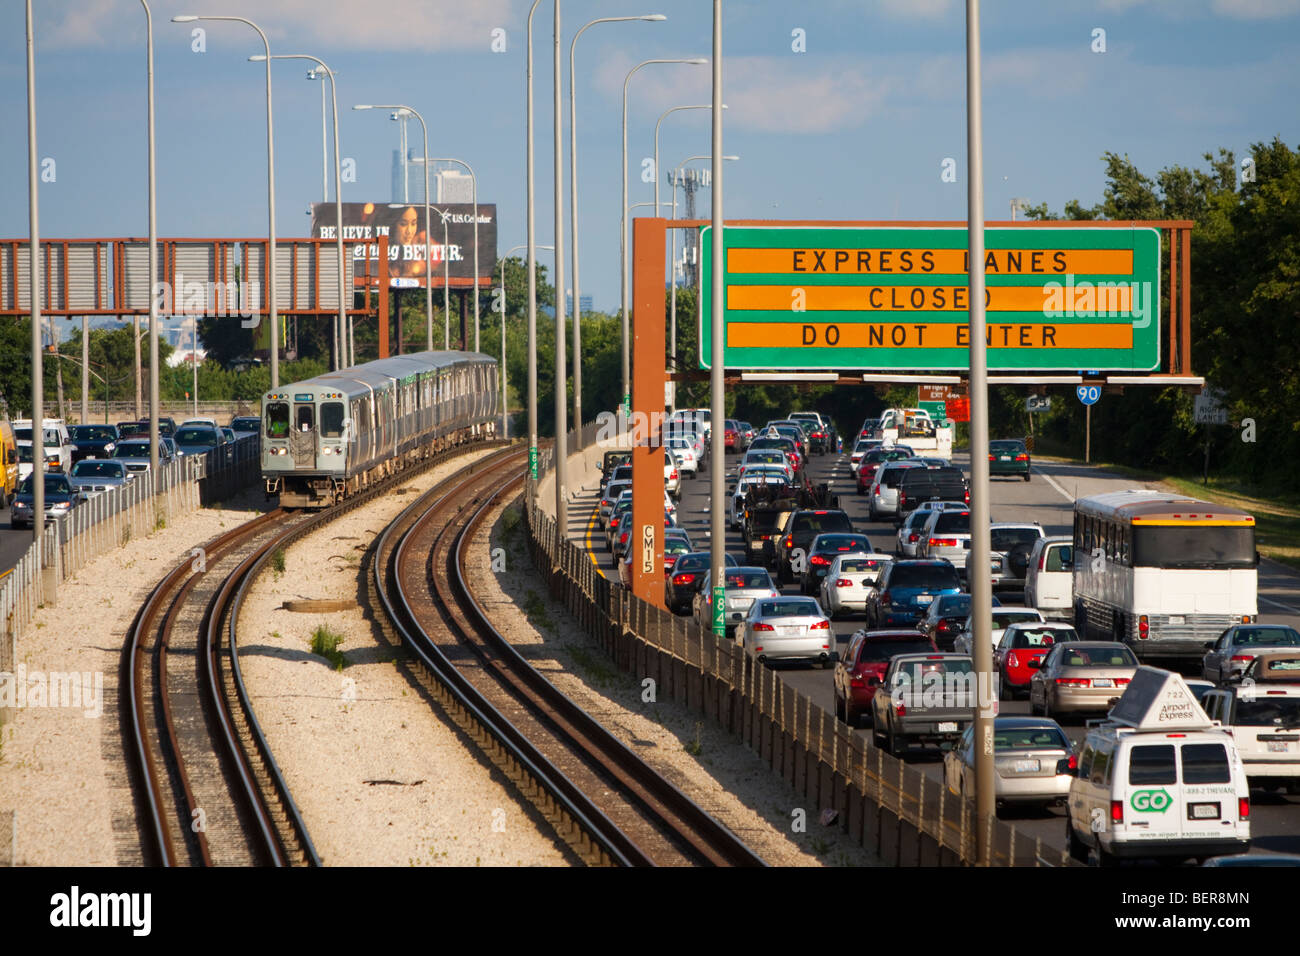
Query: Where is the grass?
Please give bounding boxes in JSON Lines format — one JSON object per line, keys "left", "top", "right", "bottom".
{"left": 1032, "top": 447, "right": 1300, "bottom": 572}
{"left": 309, "top": 624, "right": 347, "bottom": 671}
{"left": 683, "top": 721, "right": 704, "bottom": 757}
{"left": 564, "top": 642, "right": 621, "bottom": 689}
{"left": 271, "top": 548, "right": 286, "bottom": 576}
{"left": 522, "top": 588, "right": 554, "bottom": 631}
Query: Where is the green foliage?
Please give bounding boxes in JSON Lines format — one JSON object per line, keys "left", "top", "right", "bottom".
{"left": 309, "top": 625, "right": 346, "bottom": 671}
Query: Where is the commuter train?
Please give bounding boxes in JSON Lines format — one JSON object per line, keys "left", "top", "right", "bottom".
{"left": 260, "top": 350, "right": 499, "bottom": 508}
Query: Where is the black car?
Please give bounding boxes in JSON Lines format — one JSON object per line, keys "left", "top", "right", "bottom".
{"left": 10, "top": 472, "right": 80, "bottom": 529}
{"left": 230, "top": 416, "right": 261, "bottom": 437}
{"left": 600, "top": 450, "right": 632, "bottom": 484}
{"left": 69, "top": 424, "right": 120, "bottom": 463}
{"left": 918, "top": 593, "right": 1003, "bottom": 650}
{"left": 895, "top": 466, "right": 968, "bottom": 526}
{"left": 774, "top": 509, "right": 855, "bottom": 583}
{"left": 801, "top": 532, "right": 876, "bottom": 595}
{"left": 665, "top": 551, "right": 738, "bottom": 614}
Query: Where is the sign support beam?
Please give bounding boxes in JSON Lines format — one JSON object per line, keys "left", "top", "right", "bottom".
{"left": 630, "top": 217, "right": 666, "bottom": 607}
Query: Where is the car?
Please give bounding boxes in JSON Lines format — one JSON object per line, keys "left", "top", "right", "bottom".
{"left": 665, "top": 436, "right": 699, "bottom": 478}
{"left": 916, "top": 508, "right": 972, "bottom": 569}
{"left": 141, "top": 416, "right": 177, "bottom": 437}
{"left": 738, "top": 449, "right": 793, "bottom": 482}
{"left": 68, "top": 459, "right": 132, "bottom": 496}
{"left": 1201, "top": 683, "right": 1300, "bottom": 792}
{"left": 663, "top": 450, "right": 681, "bottom": 498}
{"left": 1024, "top": 536, "right": 1074, "bottom": 621}
{"left": 601, "top": 464, "right": 632, "bottom": 497}
{"left": 895, "top": 466, "right": 969, "bottom": 527}
{"left": 10, "top": 472, "right": 80, "bottom": 529}
{"left": 818, "top": 552, "right": 891, "bottom": 619}
{"left": 856, "top": 446, "right": 916, "bottom": 496}
{"left": 871, "top": 652, "right": 976, "bottom": 754}
{"left": 1201, "top": 624, "right": 1300, "bottom": 684}
{"left": 723, "top": 420, "right": 741, "bottom": 452}
{"left": 600, "top": 449, "right": 633, "bottom": 485}
{"left": 14, "top": 419, "right": 76, "bottom": 474}
{"left": 665, "top": 551, "right": 738, "bottom": 614}
{"left": 1240, "top": 647, "right": 1300, "bottom": 684}
{"left": 667, "top": 407, "right": 711, "bottom": 444}
{"left": 918, "top": 593, "right": 989, "bottom": 651}
{"left": 954, "top": 607, "right": 1047, "bottom": 655}
{"left": 944, "top": 717, "right": 1075, "bottom": 808}
{"left": 801, "top": 532, "right": 876, "bottom": 595}
{"left": 736, "top": 421, "right": 755, "bottom": 449}
{"left": 773, "top": 509, "right": 855, "bottom": 583}
{"left": 740, "top": 595, "right": 835, "bottom": 667}
{"left": 1201, "top": 854, "right": 1300, "bottom": 867}
{"left": 849, "top": 438, "right": 881, "bottom": 469}
{"left": 750, "top": 434, "right": 802, "bottom": 473}
{"left": 994, "top": 621, "right": 1081, "bottom": 698}
{"left": 867, "top": 559, "right": 964, "bottom": 629}
{"left": 116, "top": 420, "right": 147, "bottom": 439}
{"left": 612, "top": 512, "right": 676, "bottom": 562}
{"left": 694, "top": 566, "right": 781, "bottom": 638}
{"left": 220, "top": 426, "right": 237, "bottom": 445}
{"left": 68, "top": 424, "right": 120, "bottom": 463}
{"left": 230, "top": 416, "right": 261, "bottom": 438}
{"left": 788, "top": 412, "right": 832, "bottom": 454}
{"left": 866, "top": 460, "right": 925, "bottom": 521}
{"left": 173, "top": 425, "right": 223, "bottom": 456}
{"left": 986, "top": 522, "right": 1047, "bottom": 591}
{"left": 833, "top": 629, "right": 938, "bottom": 726}
{"left": 179, "top": 417, "right": 219, "bottom": 429}
{"left": 1028, "top": 641, "right": 1139, "bottom": 718}
{"left": 895, "top": 509, "right": 933, "bottom": 558}
{"left": 111, "top": 438, "right": 176, "bottom": 476}
{"left": 618, "top": 532, "right": 694, "bottom": 588}
{"left": 598, "top": 480, "right": 632, "bottom": 528}
{"left": 989, "top": 438, "right": 1031, "bottom": 481}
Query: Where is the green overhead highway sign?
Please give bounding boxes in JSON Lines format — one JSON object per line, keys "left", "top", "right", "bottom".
{"left": 699, "top": 225, "right": 1161, "bottom": 372}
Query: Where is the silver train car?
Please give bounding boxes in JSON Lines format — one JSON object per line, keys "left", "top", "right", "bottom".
{"left": 261, "top": 350, "right": 498, "bottom": 507}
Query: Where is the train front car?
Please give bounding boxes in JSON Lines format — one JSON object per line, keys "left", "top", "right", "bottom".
{"left": 261, "top": 351, "right": 499, "bottom": 509}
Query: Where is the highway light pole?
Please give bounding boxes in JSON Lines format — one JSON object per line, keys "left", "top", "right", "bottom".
{"left": 356, "top": 104, "right": 433, "bottom": 352}
{"left": 553, "top": 1, "right": 568, "bottom": 532}
{"left": 260, "top": 56, "right": 347, "bottom": 371}
{"left": 526, "top": 0, "right": 542, "bottom": 480}
{"left": 142, "top": 0, "right": 160, "bottom": 491}
{"left": 654, "top": 104, "right": 722, "bottom": 213}
{"left": 966, "top": 0, "right": 996, "bottom": 865}
{"left": 709, "top": 1, "right": 725, "bottom": 638}
{"left": 26, "top": 0, "right": 42, "bottom": 541}
{"left": 419, "top": 157, "right": 479, "bottom": 350}
{"left": 571, "top": 14, "right": 666, "bottom": 448}
{"left": 500, "top": 244, "right": 554, "bottom": 441}
{"left": 622, "top": 56, "right": 707, "bottom": 415}
{"left": 173, "top": 14, "right": 279, "bottom": 389}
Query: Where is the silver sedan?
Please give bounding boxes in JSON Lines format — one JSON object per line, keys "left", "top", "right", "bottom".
{"left": 740, "top": 596, "right": 835, "bottom": 668}
{"left": 944, "top": 717, "right": 1075, "bottom": 809}
{"left": 693, "top": 567, "right": 780, "bottom": 638}
{"left": 1028, "top": 641, "right": 1138, "bottom": 718}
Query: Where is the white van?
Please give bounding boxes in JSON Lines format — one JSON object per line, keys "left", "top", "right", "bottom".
{"left": 1201, "top": 683, "right": 1300, "bottom": 793}
{"left": 1024, "top": 536, "right": 1074, "bottom": 621}
{"left": 13, "top": 419, "right": 76, "bottom": 474}
{"left": 1065, "top": 667, "right": 1251, "bottom": 865}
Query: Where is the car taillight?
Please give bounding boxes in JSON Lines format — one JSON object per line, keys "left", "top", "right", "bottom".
{"left": 895, "top": 700, "right": 906, "bottom": 717}
{"left": 937, "top": 620, "right": 954, "bottom": 633}
{"left": 879, "top": 591, "right": 891, "bottom": 606}
{"left": 1230, "top": 654, "right": 1255, "bottom": 662}
{"left": 964, "top": 489, "right": 970, "bottom": 504}
{"left": 1113, "top": 678, "right": 1130, "bottom": 686}
{"left": 1056, "top": 677, "right": 1090, "bottom": 687}
{"left": 1138, "top": 615, "right": 1149, "bottom": 639}
{"left": 929, "top": 537, "right": 957, "bottom": 548}
{"left": 1038, "top": 550, "right": 1046, "bottom": 571}
{"left": 835, "top": 578, "right": 852, "bottom": 587}
{"left": 908, "top": 532, "right": 920, "bottom": 543}
{"left": 1066, "top": 753, "right": 1078, "bottom": 771}
{"left": 784, "top": 536, "right": 793, "bottom": 548}
{"left": 1111, "top": 800, "right": 1124, "bottom": 823}
{"left": 670, "top": 470, "right": 678, "bottom": 479}
{"left": 811, "top": 619, "right": 830, "bottom": 630}
{"left": 1008, "top": 652, "right": 1019, "bottom": 668}
{"left": 810, "top": 554, "right": 830, "bottom": 566}
{"left": 988, "top": 454, "right": 995, "bottom": 461}
{"left": 1239, "top": 797, "right": 1250, "bottom": 820}
{"left": 752, "top": 622, "right": 774, "bottom": 631}
{"left": 1015, "top": 454, "right": 1028, "bottom": 461}
{"left": 672, "top": 572, "right": 696, "bottom": 586}
{"left": 619, "top": 532, "right": 628, "bottom": 544}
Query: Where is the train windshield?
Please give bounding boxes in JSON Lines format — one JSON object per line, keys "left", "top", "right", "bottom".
{"left": 321, "top": 402, "right": 345, "bottom": 438}
{"left": 266, "top": 402, "right": 289, "bottom": 438}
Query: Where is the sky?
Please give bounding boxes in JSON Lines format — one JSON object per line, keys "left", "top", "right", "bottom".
{"left": 1, "top": 0, "right": 1299, "bottom": 317}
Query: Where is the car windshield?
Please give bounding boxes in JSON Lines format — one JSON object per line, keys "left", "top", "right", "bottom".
{"left": 889, "top": 565, "right": 961, "bottom": 590}
{"left": 20, "top": 474, "right": 72, "bottom": 495}
{"left": 992, "top": 611, "right": 1042, "bottom": 628}
{"left": 175, "top": 427, "right": 218, "bottom": 445}
{"left": 757, "top": 600, "right": 821, "bottom": 618}
{"left": 840, "top": 557, "right": 886, "bottom": 574}
{"left": 936, "top": 595, "right": 972, "bottom": 616}
{"left": 1234, "top": 698, "right": 1300, "bottom": 728}
{"left": 724, "top": 571, "right": 773, "bottom": 590}
{"left": 858, "top": 639, "right": 933, "bottom": 662}
{"left": 113, "top": 443, "right": 151, "bottom": 458}
{"left": 990, "top": 441, "right": 1026, "bottom": 455}
{"left": 814, "top": 535, "right": 871, "bottom": 552}
{"left": 993, "top": 727, "right": 1070, "bottom": 751}
{"left": 990, "top": 527, "right": 1042, "bottom": 551}
{"left": 18, "top": 445, "right": 34, "bottom": 462}
{"left": 934, "top": 512, "right": 971, "bottom": 534}
{"left": 14, "top": 428, "right": 32, "bottom": 442}
{"left": 793, "top": 513, "right": 853, "bottom": 535}
{"left": 1058, "top": 646, "right": 1138, "bottom": 667}
{"left": 71, "top": 461, "right": 124, "bottom": 478}
{"left": 1010, "top": 627, "right": 1077, "bottom": 648}
{"left": 73, "top": 426, "right": 116, "bottom": 441}
{"left": 665, "top": 540, "right": 691, "bottom": 556}
{"left": 1232, "top": 627, "right": 1300, "bottom": 647}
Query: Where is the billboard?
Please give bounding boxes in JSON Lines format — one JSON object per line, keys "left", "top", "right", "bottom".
{"left": 310, "top": 202, "right": 497, "bottom": 285}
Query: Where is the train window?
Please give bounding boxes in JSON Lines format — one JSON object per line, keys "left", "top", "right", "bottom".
{"left": 267, "top": 402, "right": 290, "bottom": 438}
{"left": 321, "top": 402, "right": 345, "bottom": 438}
{"left": 296, "top": 405, "right": 315, "bottom": 432}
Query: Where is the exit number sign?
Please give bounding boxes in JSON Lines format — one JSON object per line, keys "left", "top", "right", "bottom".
{"left": 698, "top": 225, "right": 1161, "bottom": 372}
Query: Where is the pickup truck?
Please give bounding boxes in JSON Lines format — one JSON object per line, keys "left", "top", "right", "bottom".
{"left": 871, "top": 652, "right": 977, "bottom": 755}
{"left": 879, "top": 407, "right": 954, "bottom": 461}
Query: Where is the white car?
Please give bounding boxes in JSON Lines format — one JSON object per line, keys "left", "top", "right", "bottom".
{"left": 738, "top": 452, "right": 793, "bottom": 483}
{"left": 818, "top": 552, "right": 891, "bottom": 619}
{"left": 954, "top": 607, "right": 1046, "bottom": 654}
{"left": 665, "top": 436, "right": 699, "bottom": 477}
{"left": 1202, "top": 682, "right": 1300, "bottom": 791}
{"left": 14, "top": 419, "right": 76, "bottom": 474}
{"left": 663, "top": 449, "right": 681, "bottom": 498}
{"left": 850, "top": 438, "right": 882, "bottom": 468}
{"left": 740, "top": 595, "right": 835, "bottom": 667}
{"left": 1024, "top": 536, "right": 1074, "bottom": 621}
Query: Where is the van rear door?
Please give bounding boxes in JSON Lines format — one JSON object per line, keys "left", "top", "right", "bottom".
{"left": 1177, "top": 740, "right": 1245, "bottom": 842}
{"left": 1123, "top": 742, "right": 1184, "bottom": 840}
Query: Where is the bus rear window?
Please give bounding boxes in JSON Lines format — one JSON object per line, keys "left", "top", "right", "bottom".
{"left": 1131, "top": 525, "right": 1256, "bottom": 569}
{"left": 321, "top": 402, "right": 345, "bottom": 438}
{"left": 266, "top": 402, "right": 289, "bottom": 438}
{"left": 1128, "top": 744, "right": 1176, "bottom": 785}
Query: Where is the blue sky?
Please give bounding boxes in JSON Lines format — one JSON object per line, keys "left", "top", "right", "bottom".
{"left": 1, "top": 0, "right": 1298, "bottom": 316}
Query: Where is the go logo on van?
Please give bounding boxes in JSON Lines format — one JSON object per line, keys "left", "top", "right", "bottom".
{"left": 1131, "top": 789, "right": 1172, "bottom": 813}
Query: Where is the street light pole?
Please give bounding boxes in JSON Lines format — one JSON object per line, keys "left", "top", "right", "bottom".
{"left": 553, "top": 0, "right": 568, "bottom": 532}
{"left": 355, "top": 104, "right": 433, "bottom": 354}
{"left": 708, "top": 1, "right": 724, "bottom": 639}
{"left": 173, "top": 14, "right": 279, "bottom": 389}
{"left": 622, "top": 56, "right": 707, "bottom": 414}
{"left": 428, "top": 204, "right": 451, "bottom": 347}
{"left": 526, "top": 0, "right": 542, "bottom": 480}
{"left": 570, "top": 14, "right": 666, "bottom": 447}
{"left": 500, "top": 243, "right": 554, "bottom": 442}
{"left": 26, "top": 0, "right": 43, "bottom": 541}
{"left": 262, "top": 56, "right": 347, "bottom": 373}
{"left": 141, "top": 1, "right": 161, "bottom": 491}
{"left": 420, "top": 157, "right": 478, "bottom": 350}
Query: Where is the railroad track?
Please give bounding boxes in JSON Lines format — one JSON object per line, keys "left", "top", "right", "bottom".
{"left": 374, "top": 448, "right": 766, "bottom": 867}
{"left": 124, "top": 438, "right": 501, "bottom": 866}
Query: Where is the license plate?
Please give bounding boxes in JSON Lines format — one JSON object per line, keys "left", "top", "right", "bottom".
{"left": 1000, "top": 455, "right": 1011, "bottom": 461}
{"left": 916, "top": 594, "right": 933, "bottom": 605}
{"left": 1168, "top": 615, "right": 1185, "bottom": 625}
{"left": 1268, "top": 741, "right": 1290, "bottom": 753}
{"left": 1189, "top": 803, "right": 1220, "bottom": 820}
{"left": 938, "top": 721, "right": 957, "bottom": 733}
{"left": 1014, "top": 759, "right": 1040, "bottom": 773}
{"left": 1092, "top": 678, "right": 1114, "bottom": 688}
{"left": 778, "top": 626, "right": 802, "bottom": 637}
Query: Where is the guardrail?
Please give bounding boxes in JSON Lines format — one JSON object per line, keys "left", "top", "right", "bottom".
{"left": 0, "top": 437, "right": 261, "bottom": 700}
{"left": 522, "top": 425, "right": 1078, "bottom": 867}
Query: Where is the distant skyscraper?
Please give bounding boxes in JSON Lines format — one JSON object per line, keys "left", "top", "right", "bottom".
{"left": 566, "top": 293, "right": 593, "bottom": 314}
{"left": 391, "top": 149, "right": 403, "bottom": 203}
{"left": 436, "top": 169, "right": 474, "bottom": 204}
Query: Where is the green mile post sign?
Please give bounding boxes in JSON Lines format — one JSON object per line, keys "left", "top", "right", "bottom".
{"left": 699, "top": 226, "right": 1161, "bottom": 372}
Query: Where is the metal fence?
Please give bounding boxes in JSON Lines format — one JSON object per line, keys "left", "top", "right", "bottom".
{"left": 0, "top": 437, "right": 261, "bottom": 687}
{"left": 55, "top": 401, "right": 258, "bottom": 427}
{"left": 523, "top": 426, "right": 1078, "bottom": 867}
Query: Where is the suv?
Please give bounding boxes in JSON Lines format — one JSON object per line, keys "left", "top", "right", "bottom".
{"left": 867, "top": 559, "right": 963, "bottom": 628}
{"left": 773, "top": 509, "right": 855, "bottom": 584}
{"left": 14, "top": 419, "right": 76, "bottom": 474}
{"left": 867, "top": 460, "right": 925, "bottom": 522}
{"left": 1201, "top": 684, "right": 1300, "bottom": 792}
{"left": 895, "top": 466, "right": 968, "bottom": 527}
{"left": 917, "top": 509, "right": 973, "bottom": 569}
{"left": 789, "top": 412, "right": 833, "bottom": 455}
{"left": 1066, "top": 667, "right": 1251, "bottom": 865}
{"left": 1024, "top": 536, "right": 1074, "bottom": 620}
{"left": 987, "top": 522, "right": 1047, "bottom": 590}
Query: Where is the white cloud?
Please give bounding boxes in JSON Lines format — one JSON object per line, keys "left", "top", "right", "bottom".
{"left": 878, "top": 0, "right": 958, "bottom": 19}
{"left": 1211, "top": 0, "right": 1300, "bottom": 17}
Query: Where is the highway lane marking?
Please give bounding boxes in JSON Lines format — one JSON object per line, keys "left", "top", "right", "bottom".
{"left": 1260, "top": 595, "right": 1300, "bottom": 615}
{"left": 1037, "top": 468, "right": 1076, "bottom": 503}
{"left": 583, "top": 503, "right": 606, "bottom": 578}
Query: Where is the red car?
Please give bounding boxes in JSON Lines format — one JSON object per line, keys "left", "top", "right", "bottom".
{"left": 833, "top": 629, "right": 938, "bottom": 727}
{"left": 993, "top": 621, "right": 1081, "bottom": 698}
{"left": 724, "top": 426, "right": 739, "bottom": 451}
{"left": 856, "top": 447, "right": 915, "bottom": 494}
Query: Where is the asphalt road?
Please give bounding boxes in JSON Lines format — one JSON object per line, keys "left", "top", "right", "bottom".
{"left": 572, "top": 442, "right": 1300, "bottom": 861}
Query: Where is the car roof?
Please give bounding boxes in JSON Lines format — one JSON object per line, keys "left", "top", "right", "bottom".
{"left": 1004, "top": 620, "right": 1075, "bottom": 630}
{"left": 855, "top": 629, "right": 934, "bottom": 640}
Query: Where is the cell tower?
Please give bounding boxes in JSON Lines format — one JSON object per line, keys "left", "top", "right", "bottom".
{"left": 667, "top": 167, "right": 712, "bottom": 288}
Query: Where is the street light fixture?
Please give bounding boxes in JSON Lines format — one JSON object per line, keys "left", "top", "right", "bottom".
{"left": 654, "top": 104, "right": 723, "bottom": 212}
{"left": 173, "top": 13, "right": 280, "bottom": 389}
{"left": 621, "top": 56, "right": 707, "bottom": 413}
{"left": 256, "top": 54, "right": 347, "bottom": 372}
{"left": 355, "top": 104, "right": 435, "bottom": 352}
{"left": 570, "top": 13, "right": 666, "bottom": 447}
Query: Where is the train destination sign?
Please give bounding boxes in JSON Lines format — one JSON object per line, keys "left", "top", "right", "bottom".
{"left": 698, "top": 226, "right": 1161, "bottom": 371}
